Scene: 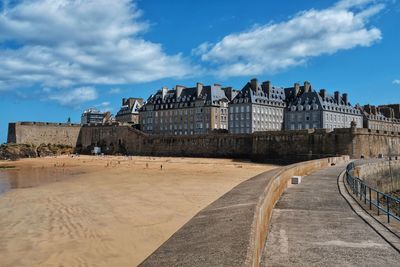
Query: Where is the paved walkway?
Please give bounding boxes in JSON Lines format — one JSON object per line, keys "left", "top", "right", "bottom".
{"left": 261, "top": 164, "right": 400, "bottom": 266}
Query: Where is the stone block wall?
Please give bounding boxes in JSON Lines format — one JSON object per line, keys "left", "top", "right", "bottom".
{"left": 8, "top": 122, "right": 400, "bottom": 161}
{"left": 77, "top": 124, "right": 147, "bottom": 154}
{"left": 351, "top": 128, "right": 400, "bottom": 158}
{"left": 355, "top": 159, "right": 400, "bottom": 193}
{"left": 7, "top": 122, "right": 81, "bottom": 147}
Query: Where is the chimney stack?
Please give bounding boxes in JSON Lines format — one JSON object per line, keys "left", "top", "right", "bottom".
{"left": 342, "top": 93, "right": 348, "bottom": 105}
{"left": 372, "top": 106, "right": 377, "bottom": 115}
{"left": 319, "top": 89, "right": 326, "bottom": 99}
{"left": 334, "top": 91, "right": 340, "bottom": 104}
{"left": 224, "top": 87, "right": 233, "bottom": 101}
{"left": 196, "top": 82, "right": 203, "bottom": 97}
{"left": 250, "top": 78, "right": 258, "bottom": 91}
{"left": 161, "top": 87, "right": 168, "bottom": 99}
{"left": 304, "top": 81, "right": 311, "bottom": 93}
{"left": 175, "top": 85, "right": 185, "bottom": 98}
{"left": 261, "top": 81, "right": 271, "bottom": 97}
{"left": 122, "top": 98, "right": 126, "bottom": 106}
{"left": 294, "top": 83, "right": 300, "bottom": 96}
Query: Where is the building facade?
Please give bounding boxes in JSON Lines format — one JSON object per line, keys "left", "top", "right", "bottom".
{"left": 81, "top": 108, "right": 105, "bottom": 125}
{"left": 359, "top": 104, "right": 400, "bottom": 132}
{"left": 115, "top": 98, "right": 144, "bottom": 125}
{"left": 140, "top": 83, "right": 236, "bottom": 135}
{"left": 228, "top": 79, "right": 286, "bottom": 134}
{"left": 284, "top": 82, "right": 363, "bottom": 130}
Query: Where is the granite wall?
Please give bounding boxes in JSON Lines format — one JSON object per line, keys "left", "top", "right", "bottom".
{"left": 7, "top": 122, "right": 81, "bottom": 147}
{"left": 7, "top": 122, "right": 400, "bottom": 161}
{"left": 355, "top": 159, "right": 400, "bottom": 193}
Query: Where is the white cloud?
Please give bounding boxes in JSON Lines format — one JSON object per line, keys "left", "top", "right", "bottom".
{"left": 108, "top": 88, "right": 122, "bottom": 95}
{"left": 197, "top": 0, "right": 384, "bottom": 77}
{"left": 96, "top": 101, "right": 113, "bottom": 112}
{"left": 0, "top": 0, "right": 193, "bottom": 98}
{"left": 47, "top": 87, "right": 98, "bottom": 106}
{"left": 393, "top": 80, "right": 400, "bottom": 85}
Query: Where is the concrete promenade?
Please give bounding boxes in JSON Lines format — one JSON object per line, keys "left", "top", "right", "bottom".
{"left": 262, "top": 164, "right": 400, "bottom": 266}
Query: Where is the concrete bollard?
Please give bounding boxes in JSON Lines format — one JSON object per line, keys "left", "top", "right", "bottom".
{"left": 292, "top": 176, "right": 302, "bottom": 184}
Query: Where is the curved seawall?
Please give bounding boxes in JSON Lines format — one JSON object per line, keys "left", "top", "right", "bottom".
{"left": 139, "top": 156, "right": 349, "bottom": 267}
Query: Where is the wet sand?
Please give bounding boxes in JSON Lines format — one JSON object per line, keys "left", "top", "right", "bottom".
{"left": 0, "top": 156, "right": 277, "bottom": 266}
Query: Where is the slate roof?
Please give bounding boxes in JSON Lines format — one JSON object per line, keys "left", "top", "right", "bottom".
{"left": 359, "top": 105, "right": 400, "bottom": 123}
{"left": 142, "top": 84, "right": 231, "bottom": 111}
{"left": 231, "top": 82, "right": 286, "bottom": 107}
{"left": 286, "top": 88, "right": 361, "bottom": 115}
{"left": 116, "top": 98, "right": 143, "bottom": 116}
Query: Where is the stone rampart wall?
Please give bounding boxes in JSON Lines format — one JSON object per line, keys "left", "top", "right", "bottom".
{"left": 7, "top": 122, "right": 81, "bottom": 147}
{"left": 77, "top": 126, "right": 399, "bottom": 161}
{"left": 355, "top": 159, "right": 400, "bottom": 193}
{"left": 8, "top": 122, "right": 400, "bottom": 160}
{"left": 77, "top": 125, "right": 147, "bottom": 154}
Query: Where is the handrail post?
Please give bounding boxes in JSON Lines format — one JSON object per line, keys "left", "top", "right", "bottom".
{"left": 377, "top": 191, "right": 380, "bottom": 216}
{"left": 387, "top": 197, "right": 390, "bottom": 223}
{"left": 369, "top": 187, "right": 372, "bottom": 210}
{"left": 364, "top": 185, "right": 367, "bottom": 205}
{"left": 345, "top": 162, "right": 400, "bottom": 224}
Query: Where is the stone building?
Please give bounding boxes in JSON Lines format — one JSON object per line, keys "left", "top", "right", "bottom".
{"left": 379, "top": 104, "right": 400, "bottom": 118}
{"left": 81, "top": 108, "right": 105, "bottom": 125}
{"left": 228, "top": 79, "right": 286, "bottom": 134}
{"left": 139, "top": 83, "right": 236, "bottom": 135}
{"left": 284, "top": 82, "right": 363, "bottom": 130}
{"left": 115, "top": 98, "right": 144, "bottom": 125}
{"left": 359, "top": 104, "right": 400, "bottom": 132}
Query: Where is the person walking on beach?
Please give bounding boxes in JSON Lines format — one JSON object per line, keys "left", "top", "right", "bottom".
{"left": 160, "top": 164, "right": 163, "bottom": 170}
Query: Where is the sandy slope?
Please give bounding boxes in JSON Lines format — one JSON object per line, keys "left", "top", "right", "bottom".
{"left": 0, "top": 156, "right": 276, "bottom": 267}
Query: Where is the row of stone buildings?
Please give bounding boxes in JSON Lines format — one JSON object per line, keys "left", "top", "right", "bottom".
{"left": 81, "top": 79, "right": 400, "bottom": 135}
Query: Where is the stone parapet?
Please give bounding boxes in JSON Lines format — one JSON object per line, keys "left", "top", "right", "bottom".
{"left": 139, "top": 156, "right": 349, "bottom": 267}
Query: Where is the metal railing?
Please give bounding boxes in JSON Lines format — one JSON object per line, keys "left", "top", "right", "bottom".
{"left": 345, "top": 162, "right": 400, "bottom": 223}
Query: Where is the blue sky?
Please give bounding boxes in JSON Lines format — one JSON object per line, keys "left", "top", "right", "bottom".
{"left": 1, "top": 0, "right": 400, "bottom": 143}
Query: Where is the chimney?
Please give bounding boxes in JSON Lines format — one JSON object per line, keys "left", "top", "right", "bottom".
{"left": 161, "top": 86, "right": 168, "bottom": 99}
{"left": 319, "top": 89, "right": 326, "bottom": 99}
{"left": 196, "top": 82, "right": 203, "bottom": 97}
{"left": 372, "top": 106, "right": 377, "bottom": 115}
{"left": 224, "top": 87, "right": 233, "bottom": 101}
{"left": 122, "top": 98, "right": 126, "bottom": 106}
{"left": 342, "top": 93, "right": 348, "bottom": 105}
{"left": 175, "top": 85, "right": 185, "bottom": 98}
{"left": 304, "top": 81, "right": 311, "bottom": 93}
{"left": 294, "top": 83, "right": 300, "bottom": 96}
{"left": 213, "top": 83, "right": 221, "bottom": 89}
{"left": 334, "top": 91, "right": 340, "bottom": 104}
{"left": 250, "top": 78, "right": 258, "bottom": 91}
{"left": 261, "top": 81, "right": 271, "bottom": 97}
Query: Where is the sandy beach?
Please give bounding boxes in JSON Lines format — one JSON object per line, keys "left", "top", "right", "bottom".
{"left": 0, "top": 156, "right": 277, "bottom": 266}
